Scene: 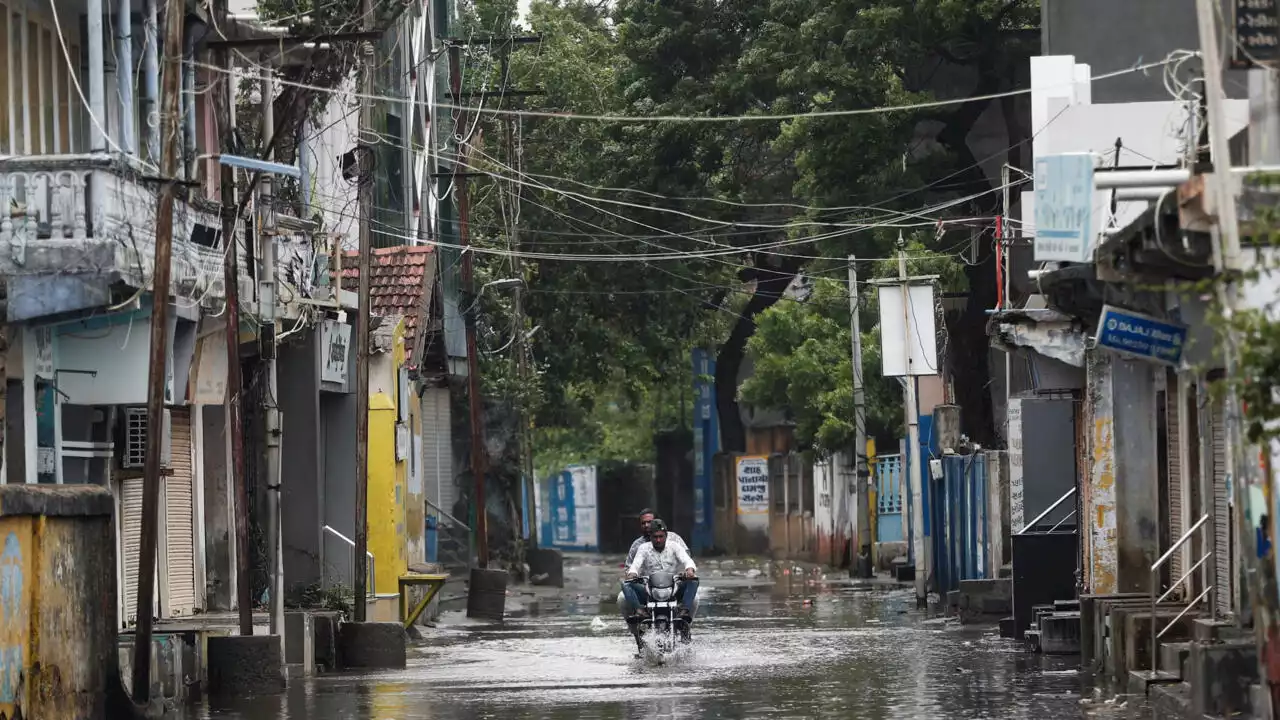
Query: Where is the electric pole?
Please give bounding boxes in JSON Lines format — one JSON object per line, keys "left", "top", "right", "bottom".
{"left": 898, "top": 245, "right": 927, "bottom": 608}
{"left": 211, "top": 0, "right": 253, "bottom": 640}
{"left": 352, "top": 0, "right": 375, "bottom": 619}
{"left": 259, "top": 66, "right": 285, "bottom": 656}
{"left": 848, "top": 256, "right": 870, "bottom": 578}
{"left": 450, "top": 43, "right": 490, "bottom": 569}
{"left": 132, "top": 0, "right": 185, "bottom": 701}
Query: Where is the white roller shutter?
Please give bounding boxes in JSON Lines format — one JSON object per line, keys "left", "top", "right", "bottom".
{"left": 119, "top": 478, "right": 151, "bottom": 626}
{"left": 422, "top": 388, "right": 454, "bottom": 519}
{"left": 163, "top": 407, "right": 196, "bottom": 617}
{"left": 1211, "top": 400, "right": 1232, "bottom": 618}
{"left": 1166, "top": 380, "right": 1183, "bottom": 581}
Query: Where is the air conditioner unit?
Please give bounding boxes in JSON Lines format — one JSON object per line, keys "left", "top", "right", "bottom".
{"left": 120, "top": 407, "right": 172, "bottom": 470}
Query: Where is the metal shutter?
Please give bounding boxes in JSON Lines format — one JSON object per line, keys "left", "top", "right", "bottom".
{"left": 422, "top": 388, "right": 454, "bottom": 518}
{"left": 1211, "top": 400, "right": 1232, "bottom": 618}
{"left": 120, "top": 477, "right": 147, "bottom": 626}
{"left": 164, "top": 407, "right": 196, "bottom": 617}
{"left": 1166, "top": 379, "right": 1183, "bottom": 581}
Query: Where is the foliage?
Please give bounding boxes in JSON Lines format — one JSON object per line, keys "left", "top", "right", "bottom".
{"left": 451, "top": 0, "right": 1037, "bottom": 466}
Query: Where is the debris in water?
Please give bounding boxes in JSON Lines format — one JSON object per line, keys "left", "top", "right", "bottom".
{"left": 590, "top": 616, "right": 608, "bottom": 632}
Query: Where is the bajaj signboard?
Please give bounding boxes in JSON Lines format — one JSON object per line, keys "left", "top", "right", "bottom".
{"left": 1034, "top": 153, "right": 1095, "bottom": 263}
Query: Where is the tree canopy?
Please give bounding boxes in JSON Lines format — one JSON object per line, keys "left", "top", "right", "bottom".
{"left": 442, "top": 0, "right": 1037, "bottom": 467}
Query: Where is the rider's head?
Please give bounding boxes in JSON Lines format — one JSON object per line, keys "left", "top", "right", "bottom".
{"left": 649, "top": 519, "right": 668, "bottom": 551}
{"left": 638, "top": 508, "right": 655, "bottom": 536}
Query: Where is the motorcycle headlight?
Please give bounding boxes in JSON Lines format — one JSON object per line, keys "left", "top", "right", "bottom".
{"left": 651, "top": 587, "right": 674, "bottom": 601}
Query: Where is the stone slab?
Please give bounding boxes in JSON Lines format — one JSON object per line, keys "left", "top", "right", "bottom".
{"left": 337, "top": 622, "right": 407, "bottom": 670}
{"left": 206, "top": 635, "right": 284, "bottom": 698}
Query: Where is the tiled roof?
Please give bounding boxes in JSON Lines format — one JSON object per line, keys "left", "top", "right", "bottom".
{"left": 339, "top": 245, "right": 434, "bottom": 363}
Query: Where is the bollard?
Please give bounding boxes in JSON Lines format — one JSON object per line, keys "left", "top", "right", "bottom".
{"left": 0, "top": 484, "right": 136, "bottom": 719}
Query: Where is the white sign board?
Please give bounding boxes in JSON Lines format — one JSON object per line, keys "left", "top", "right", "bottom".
{"left": 1008, "top": 398, "right": 1025, "bottom": 533}
{"left": 320, "top": 320, "right": 351, "bottom": 385}
{"left": 1034, "top": 152, "right": 1095, "bottom": 262}
{"left": 735, "top": 456, "right": 770, "bottom": 514}
{"left": 877, "top": 283, "right": 938, "bottom": 377}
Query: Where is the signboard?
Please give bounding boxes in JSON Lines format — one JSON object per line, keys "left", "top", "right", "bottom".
{"left": 320, "top": 320, "right": 351, "bottom": 386}
{"left": 735, "top": 456, "right": 770, "bottom": 514}
{"left": 1008, "top": 398, "right": 1024, "bottom": 533}
{"left": 876, "top": 283, "right": 938, "bottom": 377}
{"left": 1232, "top": 0, "right": 1280, "bottom": 69}
{"left": 1094, "top": 304, "right": 1188, "bottom": 366}
{"left": 1034, "top": 153, "right": 1095, "bottom": 262}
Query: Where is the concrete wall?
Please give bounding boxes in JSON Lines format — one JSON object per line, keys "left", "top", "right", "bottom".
{"left": 367, "top": 319, "right": 409, "bottom": 595}
{"left": 280, "top": 329, "right": 323, "bottom": 601}
{"left": 1042, "top": 0, "right": 1248, "bottom": 103}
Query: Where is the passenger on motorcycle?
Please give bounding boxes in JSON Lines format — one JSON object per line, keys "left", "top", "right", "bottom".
{"left": 618, "top": 509, "right": 689, "bottom": 618}
{"left": 622, "top": 519, "right": 698, "bottom": 624}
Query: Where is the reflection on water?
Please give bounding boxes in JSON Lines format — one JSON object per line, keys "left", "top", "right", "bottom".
{"left": 191, "top": 573, "right": 1136, "bottom": 720}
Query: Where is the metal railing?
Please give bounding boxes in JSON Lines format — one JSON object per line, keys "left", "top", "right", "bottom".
{"left": 1149, "top": 513, "right": 1213, "bottom": 674}
{"left": 1017, "top": 487, "right": 1077, "bottom": 534}
{"left": 323, "top": 525, "right": 376, "bottom": 597}
{"left": 427, "top": 499, "right": 474, "bottom": 570}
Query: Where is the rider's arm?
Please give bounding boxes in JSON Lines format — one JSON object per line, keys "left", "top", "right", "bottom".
{"left": 675, "top": 544, "right": 697, "bottom": 576}
{"left": 626, "top": 546, "right": 647, "bottom": 579}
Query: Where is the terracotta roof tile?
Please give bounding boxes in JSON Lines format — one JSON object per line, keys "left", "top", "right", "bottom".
{"left": 338, "top": 245, "right": 435, "bottom": 363}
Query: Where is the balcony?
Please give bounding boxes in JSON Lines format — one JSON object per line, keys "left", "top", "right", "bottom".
{"left": 0, "top": 153, "right": 242, "bottom": 321}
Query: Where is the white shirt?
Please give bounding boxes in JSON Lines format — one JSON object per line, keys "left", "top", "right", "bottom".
{"left": 628, "top": 541, "right": 697, "bottom": 578}
{"left": 626, "top": 531, "right": 688, "bottom": 566}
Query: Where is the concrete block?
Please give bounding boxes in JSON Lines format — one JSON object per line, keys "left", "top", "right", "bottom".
{"left": 998, "top": 616, "right": 1016, "bottom": 638}
{"left": 466, "top": 568, "right": 509, "bottom": 622}
{"left": 1253, "top": 683, "right": 1273, "bottom": 719}
{"left": 957, "top": 579, "right": 1012, "bottom": 624}
{"left": 1024, "top": 628, "right": 1042, "bottom": 653}
{"left": 1127, "top": 670, "right": 1180, "bottom": 696}
{"left": 1080, "top": 595, "right": 1098, "bottom": 668}
{"left": 1122, "top": 610, "right": 1198, "bottom": 678}
{"left": 1039, "top": 612, "right": 1081, "bottom": 655}
{"left": 528, "top": 548, "right": 565, "bottom": 587}
{"left": 946, "top": 590, "right": 960, "bottom": 611}
{"left": 206, "top": 635, "right": 285, "bottom": 698}
{"left": 1190, "top": 639, "right": 1258, "bottom": 719}
{"left": 893, "top": 563, "right": 915, "bottom": 582}
{"left": 284, "top": 612, "right": 315, "bottom": 674}
{"left": 1192, "top": 617, "right": 1236, "bottom": 643}
{"left": 313, "top": 614, "right": 338, "bottom": 673}
{"left": 337, "top": 622, "right": 407, "bottom": 670}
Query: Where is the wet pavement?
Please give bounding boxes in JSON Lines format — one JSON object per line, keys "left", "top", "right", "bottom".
{"left": 190, "top": 557, "right": 1145, "bottom": 719}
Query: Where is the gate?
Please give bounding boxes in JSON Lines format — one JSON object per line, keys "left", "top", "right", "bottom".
{"left": 875, "top": 455, "right": 904, "bottom": 543}
{"left": 936, "top": 453, "right": 989, "bottom": 593}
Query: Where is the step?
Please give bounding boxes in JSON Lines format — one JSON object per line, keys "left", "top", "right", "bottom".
{"left": 1189, "top": 638, "right": 1259, "bottom": 718}
{"left": 1127, "top": 669, "right": 1181, "bottom": 696}
{"left": 1053, "top": 599, "right": 1080, "bottom": 612}
{"left": 1024, "top": 628, "right": 1042, "bottom": 653}
{"left": 1039, "top": 611, "right": 1081, "bottom": 655}
{"left": 892, "top": 564, "right": 915, "bottom": 582}
{"left": 1159, "top": 641, "right": 1191, "bottom": 678}
{"left": 1150, "top": 681, "right": 1192, "bottom": 719}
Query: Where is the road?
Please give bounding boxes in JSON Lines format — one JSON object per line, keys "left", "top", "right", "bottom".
{"left": 191, "top": 557, "right": 1141, "bottom": 719}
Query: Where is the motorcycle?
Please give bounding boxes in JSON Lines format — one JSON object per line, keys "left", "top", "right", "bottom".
{"left": 627, "top": 571, "right": 692, "bottom": 660}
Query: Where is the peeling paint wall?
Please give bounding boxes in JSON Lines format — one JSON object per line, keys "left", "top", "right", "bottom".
{"left": 1088, "top": 350, "right": 1118, "bottom": 595}
{"left": 1112, "top": 358, "right": 1160, "bottom": 593}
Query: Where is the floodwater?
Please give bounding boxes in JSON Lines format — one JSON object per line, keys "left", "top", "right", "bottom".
{"left": 190, "top": 558, "right": 1144, "bottom": 720}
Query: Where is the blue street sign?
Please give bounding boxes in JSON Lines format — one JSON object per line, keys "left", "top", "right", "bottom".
{"left": 1034, "top": 153, "right": 1095, "bottom": 262}
{"left": 1095, "top": 304, "right": 1188, "bottom": 366}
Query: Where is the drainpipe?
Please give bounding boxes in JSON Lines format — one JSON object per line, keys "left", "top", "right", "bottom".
{"left": 143, "top": 0, "right": 160, "bottom": 163}
{"left": 87, "top": 0, "right": 107, "bottom": 152}
{"left": 116, "top": 0, "right": 135, "bottom": 155}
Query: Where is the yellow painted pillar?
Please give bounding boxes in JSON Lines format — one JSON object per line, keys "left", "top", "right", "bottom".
{"left": 367, "top": 393, "right": 407, "bottom": 595}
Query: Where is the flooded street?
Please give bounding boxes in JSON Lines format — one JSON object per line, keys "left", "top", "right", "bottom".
{"left": 192, "top": 558, "right": 1134, "bottom": 720}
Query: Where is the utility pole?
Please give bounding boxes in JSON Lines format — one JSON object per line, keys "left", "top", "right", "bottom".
{"left": 450, "top": 44, "right": 489, "bottom": 569}
{"left": 211, "top": 0, "right": 253, "bottom": 638}
{"left": 1195, "top": 0, "right": 1279, "bottom": 709}
{"left": 352, "top": 0, "right": 376, "bottom": 620}
{"left": 848, "top": 255, "right": 870, "bottom": 578}
{"left": 259, "top": 67, "right": 285, "bottom": 656}
{"left": 132, "top": 0, "right": 184, "bottom": 702}
{"left": 899, "top": 245, "right": 927, "bottom": 608}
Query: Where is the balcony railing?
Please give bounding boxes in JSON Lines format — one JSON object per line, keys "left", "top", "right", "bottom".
{"left": 0, "top": 153, "right": 245, "bottom": 310}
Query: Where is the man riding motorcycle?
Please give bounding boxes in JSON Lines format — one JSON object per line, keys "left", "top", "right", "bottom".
{"left": 622, "top": 519, "right": 698, "bottom": 634}
{"left": 618, "top": 509, "right": 689, "bottom": 618}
